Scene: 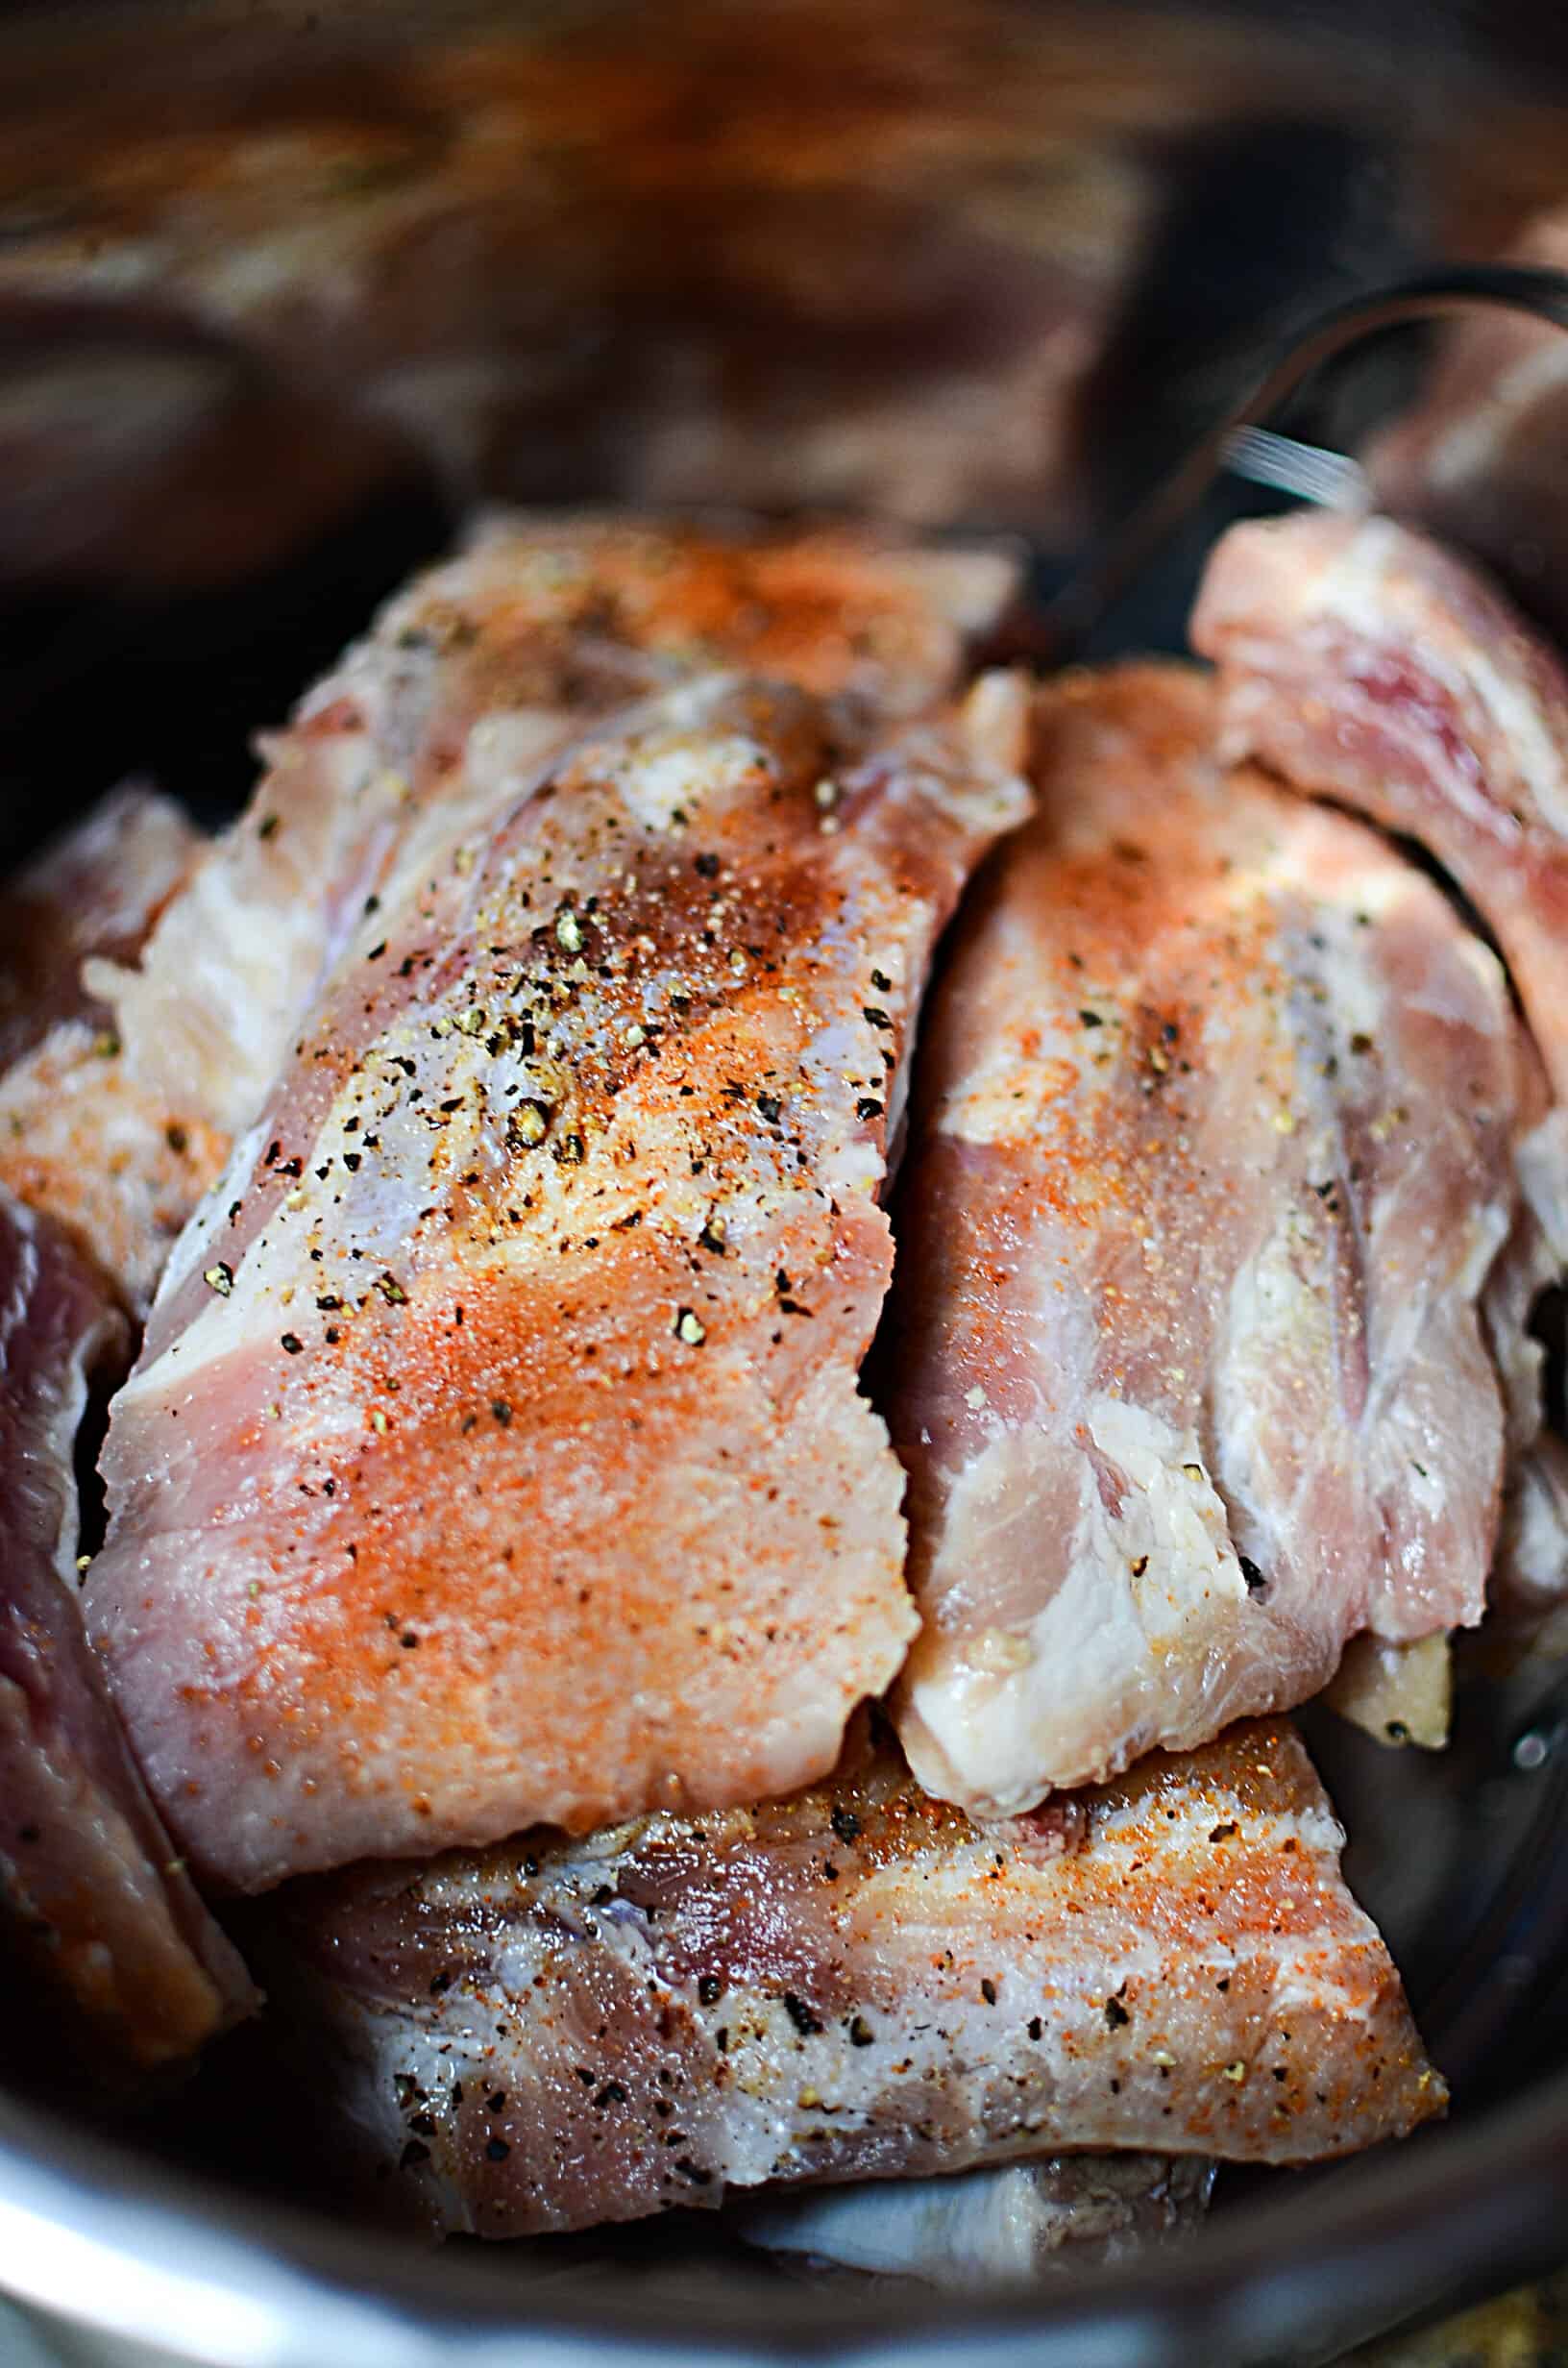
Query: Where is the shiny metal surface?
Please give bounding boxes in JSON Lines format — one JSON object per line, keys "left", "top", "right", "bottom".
{"left": 1, "top": 2302, "right": 72, "bottom": 2368}
{"left": 1, "top": 2054, "right": 1568, "bottom": 2368}
{"left": 2, "top": 5, "right": 1568, "bottom": 2361}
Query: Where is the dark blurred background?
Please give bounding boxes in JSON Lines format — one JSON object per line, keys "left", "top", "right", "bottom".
{"left": 1, "top": 0, "right": 1567, "bottom": 849}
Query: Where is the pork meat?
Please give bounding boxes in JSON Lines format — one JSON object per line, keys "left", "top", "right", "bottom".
{"left": 89, "top": 515, "right": 1022, "bottom": 1142}
{"left": 0, "top": 1190, "right": 253, "bottom": 2076}
{"left": 0, "top": 783, "right": 219, "bottom": 1316}
{"left": 885, "top": 663, "right": 1541, "bottom": 1813}
{"left": 1190, "top": 509, "right": 1568, "bottom": 1106}
{"left": 246, "top": 1717, "right": 1439, "bottom": 2238}
{"left": 85, "top": 524, "right": 1030, "bottom": 1891}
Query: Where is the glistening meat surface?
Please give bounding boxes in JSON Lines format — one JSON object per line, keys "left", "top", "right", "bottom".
{"left": 1189, "top": 509, "right": 1568, "bottom": 1104}
{"left": 1190, "top": 513, "right": 1568, "bottom": 1629}
{"left": 246, "top": 1718, "right": 1439, "bottom": 2238}
{"left": 0, "top": 1192, "right": 253, "bottom": 2076}
{"left": 884, "top": 664, "right": 1541, "bottom": 1814}
{"left": 90, "top": 515, "right": 1022, "bottom": 1141}
{"left": 86, "top": 540, "right": 1030, "bottom": 1891}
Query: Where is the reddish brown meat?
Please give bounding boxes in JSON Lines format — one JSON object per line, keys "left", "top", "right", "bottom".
{"left": 0, "top": 1192, "right": 254, "bottom": 2076}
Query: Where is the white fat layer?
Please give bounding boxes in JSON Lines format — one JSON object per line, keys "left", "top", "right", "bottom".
{"left": 609, "top": 730, "right": 776, "bottom": 833}
{"left": 151, "top": 1111, "right": 274, "bottom": 1319}
{"left": 458, "top": 709, "right": 574, "bottom": 804}
{"left": 1499, "top": 1439, "right": 1568, "bottom": 1611}
{"left": 92, "top": 740, "right": 385, "bottom": 1112}
{"left": 937, "top": 1012, "right": 1092, "bottom": 1148}
{"left": 903, "top": 1399, "right": 1245, "bottom": 1814}
{"left": 1519, "top": 1109, "right": 1568, "bottom": 1266}
{"left": 961, "top": 669, "right": 1032, "bottom": 778}
{"left": 732, "top": 2157, "right": 1208, "bottom": 2287}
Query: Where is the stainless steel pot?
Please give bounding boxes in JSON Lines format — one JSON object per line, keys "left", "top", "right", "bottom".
{"left": 3, "top": 4, "right": 1568, "bottom": 2357}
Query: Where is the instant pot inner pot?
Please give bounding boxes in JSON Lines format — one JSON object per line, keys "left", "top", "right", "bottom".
{"left": 3, "top": 4, "right": 1568, "bottom": 2356}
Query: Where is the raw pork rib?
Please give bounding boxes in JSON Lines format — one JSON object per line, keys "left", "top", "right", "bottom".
{"left": 0, "top": 1191, "right": 252, "bottom": 2074}
{"left": 247, "top": 1718, "right": 1438, "bottom": 2238}
{"left": 92, "top": 516, "right": 1022, "bottom": 1140}
{"left": 1191, "top": 513, "right": 1568, "bottom": 1626}
{"left": 885, "top": 664, "right": 1542, "bottom": 1813}
{"left": 0, "top": 784, "right": 221, "bottom": 1316}
{"left": 86, "top": 525, "right": 1030, "bottom": 1892}
{"left": 1190, "top": 510, "right": 1568, "bottom": 1104}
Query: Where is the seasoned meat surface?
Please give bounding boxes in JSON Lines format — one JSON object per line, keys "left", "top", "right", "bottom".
{"left": 85, "top": 522, "right": 1030, "bottom": 1892}
{"left": 885, "top": 664, "right": 1543, "bottom": 1813}
{"left": 250, "top": 1718, "right": 1439, "bottom": 2237}
{"left": 91, "top": 515, "right": 1022, "bottom": 1141}
{"left": 0, "top": 1192, "right": 253, "bottom": 2076}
